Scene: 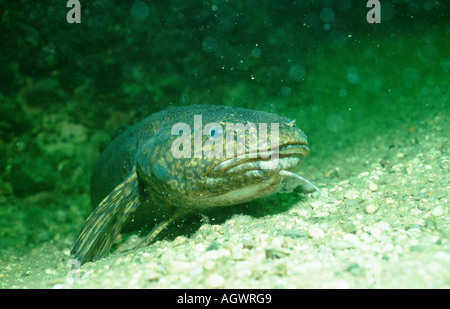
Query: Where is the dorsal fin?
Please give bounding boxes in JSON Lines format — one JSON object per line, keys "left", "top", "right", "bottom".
{"left": 71, "top": 167, "right": 141, "bottom": 264}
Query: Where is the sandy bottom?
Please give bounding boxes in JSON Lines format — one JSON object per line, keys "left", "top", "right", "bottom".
{"left": 1, "top": 31, "right": 448, "bottom": 289}
{"left": 1, "top": 109, "right": 448, "bottom": 289}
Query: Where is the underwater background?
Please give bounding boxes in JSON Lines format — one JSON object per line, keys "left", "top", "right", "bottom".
{"left": 0, "top": 0, "right": 448, "bottom": 288}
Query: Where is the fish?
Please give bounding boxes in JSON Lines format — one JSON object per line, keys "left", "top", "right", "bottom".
{"left": 71, "top": 104, "right": 317, "bottom": 264}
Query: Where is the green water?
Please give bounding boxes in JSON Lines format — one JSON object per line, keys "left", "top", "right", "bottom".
{"left": 0, "top": 1, "right": 448, "bottom": 288}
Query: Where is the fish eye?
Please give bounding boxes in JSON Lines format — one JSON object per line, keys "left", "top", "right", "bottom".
{"left": 209, "top": 125, "right": 222, "bottom": 139}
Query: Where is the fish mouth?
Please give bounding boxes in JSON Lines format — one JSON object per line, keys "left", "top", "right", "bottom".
{"left": 207, "top": 143, "right": 309, "bottom": 176}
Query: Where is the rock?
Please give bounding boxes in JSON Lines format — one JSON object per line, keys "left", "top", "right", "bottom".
{"left": 242, "top": 238, "right": 256, "bottom": 249}
{"left": 431, "top": 205, "right": 444, "bottom": 217}
{"left": 343, "top": 234, "right": 361, "bottom": 247}
{"left": 385, "top": 198, "right": 395, "bottom": 205}
{"left": 170, "top": 261, "right": 193, "bottom": 273}
{"left": 366, "top": 204, "right": 378, "bottom": 214}
{"left": 173, "top": 236, "right": 188, "bottom": 247}
{"left": 307, "top": 226, "right": 325, "bottom": 239}
{"left": 368, "top": 183, "right": 378, "bottom": 192}
{"left": 301, "top": 183, "right": 317, "bottom": 193}
{"left": 205, "top": 273, "right": 225, "bottom": 288}
{"left": 344, "top": 189, "right": 360, "bottom": 199}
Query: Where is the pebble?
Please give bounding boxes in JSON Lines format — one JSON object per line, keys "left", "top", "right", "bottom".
{"left": 203, "top": 260, "right": 216, "bottom": 271}
{"left": 231, "top": 251, "right": 245, "bottom": 261}
{"left": 45, "top": 269, "right": 57, "bottom": 275}
{"left": 301, "top": 183, "right": 316, "bottom": 193}
{"left": 242, "top": 238, "right": 256, "bottom": 249}
{"left": 344, "top": 189, "right": 360, "bottom": 199}
{"left": 314, "top": 211, "right": 330, "bottom": 218}
{"left": 431, "top": 205, "right": 444, "bottom": 217}
{"left": 386, "top": 198, "right": 395, "bottom": 205}
{"left": 204, "top": 248, "right": 230, "bottom": 260}
{"left": 205, "top": 273, "right": 225, "bottom": 288}
{"left": 173, "top": 236, "right": 188, "bottom": 247}
{"left": 170, "top": 261, "right": 193, "bottom": 273}
{"left": 311, "top": 191, "right": 321, "bottom": 199}
{"left": 307, "top": 226, "right": 325, "bottom": 239}
{"left": 368, "top": 183, "right": 378, "bottom": 192}
{"left": 366, "top": 204, "right": 378, "bottom": 214}
{"left": 343, "top": 233, "right": 361, "bottom": 246}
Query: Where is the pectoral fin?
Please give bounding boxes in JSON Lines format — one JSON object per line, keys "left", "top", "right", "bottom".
{"left": 71, "top": 168, "right": 141, "bottom": 264}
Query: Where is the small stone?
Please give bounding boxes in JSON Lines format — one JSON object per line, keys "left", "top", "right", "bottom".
{"left": 431, "top": 205, "right": 444, "bottom": 217}
{"left": 242, "top": 238, "right": 256, "bottom": 249}
{"left": 368, "top": 183, "right": 378, "bottom": 192}
{"left": 171, "top": 261, "right": 193, "bottom": 273}
{"left": 386, "top": 198, "right": 395, "bottom": 205}
{"left": 203, "top": 260, "right": 215, "bottom": 271}
{"left": 45, "top": 269, "right": 57, "bottom": 275}
{"left": 311, "top": 191, "right": 321, "bottom": 199}
{"left": 301, "top": 183, "right": 317, "bottom": 193}
{"left": 366, "top": 204, "right": 378, "bottom": 214}
{"left": 231, "top": 250, "right": 245, "bottom": 261}
{"left": 344, "top": 189, "right": 359, "bottom": 199}
{"left": 308, "top": 226, "right": 325, "bottom": 239}
{"left": 344, "top": 233, "right": 360, "bottom": 246}
{"left": 204, "top": 250, "right": 221, "bottom": 260}
{"left": 173, "top": 236, "right": 188, "bottom": 247}
{"left": 205, "top": 273, "right": 225, "bottom": 288}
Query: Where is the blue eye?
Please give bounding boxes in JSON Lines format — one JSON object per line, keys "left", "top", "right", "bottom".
{"left": 209, "top": 126, "right": 222, "bottom": 139}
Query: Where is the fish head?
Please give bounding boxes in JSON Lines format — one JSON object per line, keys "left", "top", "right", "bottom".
{"left": 136, "top": 106, "right": 309, "bottom": 209}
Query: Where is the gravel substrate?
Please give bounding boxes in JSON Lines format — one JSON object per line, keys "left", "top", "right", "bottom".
{"left": 1, "top": 22, "right": 448, "bottom": 289}
{"left": 1, "top": 109, "right": 448, "bottom": 288}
